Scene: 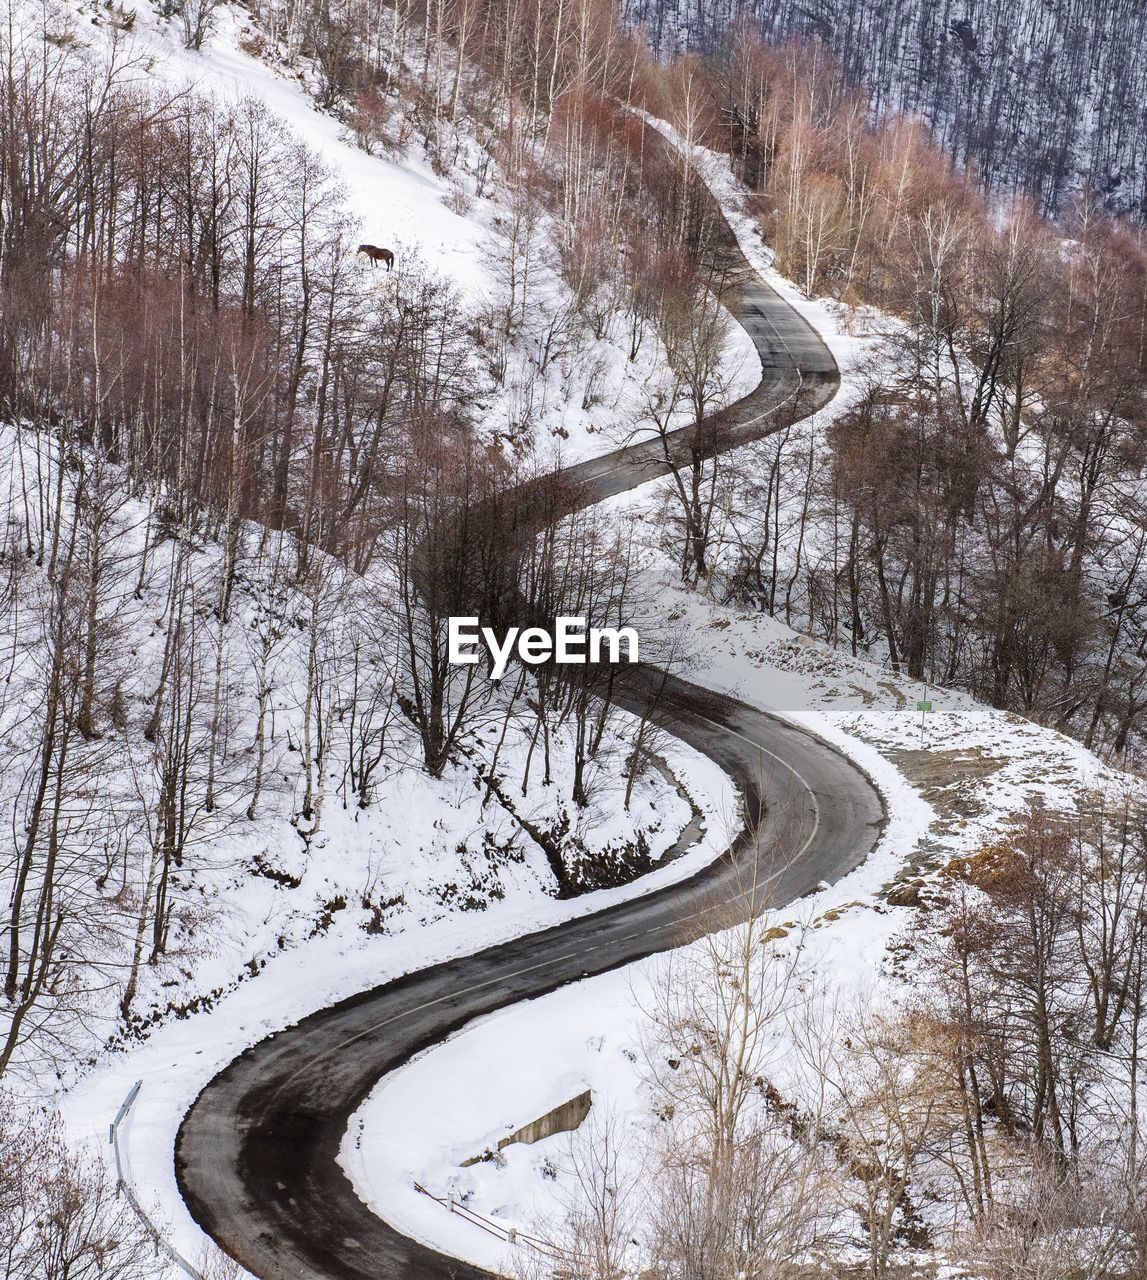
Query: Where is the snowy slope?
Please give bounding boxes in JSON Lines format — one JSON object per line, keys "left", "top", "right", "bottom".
{"left": 336, "top": 143, "right": 1145, "bottom": 1275}
{"left": 45, "top": 0, "right": 758, "bottom": 466}
{"left": 8, "top": 0, "right": 751, "bottom": 1268}
{"left": 13, "top": 6, "right": 1137, "bottom": 1279}
{"left": 340, "top": 542, "right": 1133, "bottom": 1278}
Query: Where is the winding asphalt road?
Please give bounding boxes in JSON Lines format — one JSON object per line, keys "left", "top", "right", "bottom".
{"left": 176, "top": 172, "right": 886, "bottom": 1280}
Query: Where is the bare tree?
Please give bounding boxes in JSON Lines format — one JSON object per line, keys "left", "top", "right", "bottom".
{"left": 636, "top": 255, "right": 742, "bottom": 584}
{"left": 0, "top": 1103, "right": 155, "bottom": 1280}
{"left": 796, "top": 998, "right": 943, "bottom": 1279}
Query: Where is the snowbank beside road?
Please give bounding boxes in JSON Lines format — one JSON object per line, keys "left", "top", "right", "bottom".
{"left": 58, "top": 720, "right": 736, "bottom": 1274}
{"left": 341, "top": 586, "right": 1126, "bottom": 1274}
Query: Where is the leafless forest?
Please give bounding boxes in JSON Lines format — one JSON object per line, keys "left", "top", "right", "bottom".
{"left": 1, "top": 0, "right": 1146, "bottom": 1274}
{"left": 0, "top": 0, "right": 749, "bottom": 1085}
{"left": 529, "top": 798, "right": 1147, "bottom": 1277}
{"left": 623, "top": 0, "right": 1147, "bottom": 220}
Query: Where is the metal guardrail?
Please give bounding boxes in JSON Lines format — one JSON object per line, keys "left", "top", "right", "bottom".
{"left": 413, "top": 1180, "right": 564, "bottom": 1260}
{"left": 109, "top": 1080, "right": 206, "bottom": 1280}
{"left": 111, "top": 1083, "right": 560, "bottom": 1278}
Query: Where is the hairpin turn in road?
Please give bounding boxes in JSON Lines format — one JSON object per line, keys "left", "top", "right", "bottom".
{"left": 175, "top": 172, "right": 886, "bottom": 1280}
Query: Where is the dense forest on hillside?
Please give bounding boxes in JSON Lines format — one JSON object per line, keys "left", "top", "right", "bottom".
{"left": 622, "top": 0, "right": 1147, "bottom": 219}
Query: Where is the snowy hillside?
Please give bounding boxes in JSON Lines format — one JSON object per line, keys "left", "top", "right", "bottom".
{"left": 35, "top": 0, "right": 758, "bottom": 464}
{"left": 624, "top": 0, "right": 1147, "bottom": 220}
{"left": 336, "top": 187, "right": 1147, "bottom": 1276}
{"left": 0, "top": 0, "right": 769, "bottom": 1076}
{"left": 0, "top": 0, "right": 760, "bottom": 1268}
{"left": 2, "top": 0, "right": 1146, "bottom": 1276}
{"left": 57, "top": 128, "right": 1145, "bottom": 1276}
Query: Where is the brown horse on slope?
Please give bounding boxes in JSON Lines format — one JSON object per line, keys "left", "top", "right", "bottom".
{"left": 357, "top": 243, "right": 395, "bottom": 271}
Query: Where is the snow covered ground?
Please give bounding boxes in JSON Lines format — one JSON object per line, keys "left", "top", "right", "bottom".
{"left": 22, "top": 31, "right": 751, "bottom": 1267}
{"left": 59, "top": 719, "right": 734, "bottom": 1276}
{"left": 7, "top": 4, "right": 1137, "bottom": 1279}
{"left": 39, "top": 0, "right": 758, "bottom": 468}
{"left": 340, "top": 589, "right": 1127, "bottom": 1276}
{"left": 2, "top": 11, "right": 755, "bottom": 1270}
{"left": 334, "top": 138, "right": 1139, "bottom": 1278}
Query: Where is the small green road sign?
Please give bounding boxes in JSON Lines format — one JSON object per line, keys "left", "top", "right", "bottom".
{"left": 916, "top": 700, "right": 933, "bottom": 712}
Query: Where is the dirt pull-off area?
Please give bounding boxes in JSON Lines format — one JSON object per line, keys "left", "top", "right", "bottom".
{"left": 876, "top": 746, "right": 1007, "bottom": 895}
{"left": 885, "top": 745, "right": 1006, "bottom": 824}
